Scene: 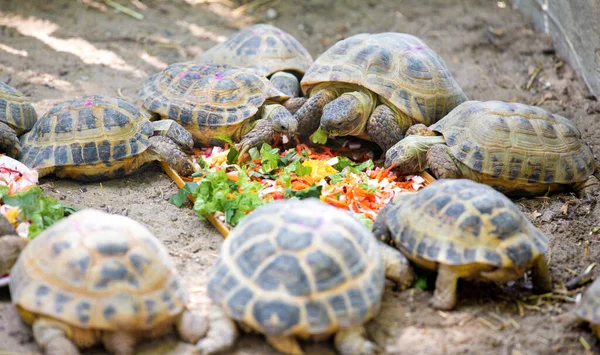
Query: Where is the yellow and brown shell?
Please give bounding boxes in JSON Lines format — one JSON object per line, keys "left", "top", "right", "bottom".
{"left": 300, "top": 32, "right": 467, "bottom": 126}
{"left": 18, "top": 96, "right": 153, "bottom": 179}
{"left": 138, "top": 62, "right": 288, "bottom": 145}
{"left": 0, "top": 82, "right": 37, "bottom": 134}
{"left": 197, "top": 24, "right": 313, "bottom": 78}
{"left": 9, "top": 209, "right": 187, "bottom": 330}
{"left": 208, "top": 199, "right": 384, "bottom": 338}
{"left": 575, "top": 277, "right": 600, "bottom": 327}
{"left": 385, "top": 179, "right": 548, "bottom": 268}
{"left": 430, "top": 100, "right": 595, "bottom": 185}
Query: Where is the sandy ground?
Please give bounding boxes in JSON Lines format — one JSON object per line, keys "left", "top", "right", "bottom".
{"left": 0, "top": 0, "right": 599, "bottom": 354}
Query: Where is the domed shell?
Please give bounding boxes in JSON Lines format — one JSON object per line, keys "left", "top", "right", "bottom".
{"left": 197, "top": 24, "right": 313, "bottom": 77}
{"left": 575, "top": 277, "right": 600, "bottom": 324}
{"left": 208, "top": 199, "right": 384, "bottom": 337}
{"left": 386, "top": 179, "right": 548, "bottom": 268}
{"left": 430, "top": 100, "right": 595, "bottom": 184}
{"left": 9, "top": 209, "right": 187, "bottom": 330}
{"left": 19, "top": 95, "right": 152, "bottom": 170}
{"left": 139, "top": 62, "right": 288, "bottom": 144}
{"left": 301, "top": 32, "right": 467, "bottom": 126}
{"left": 0, "top": 82, "right": 38, "bottom": 134}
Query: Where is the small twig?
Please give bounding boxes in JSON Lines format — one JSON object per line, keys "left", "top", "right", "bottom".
{"left": 117, "top": 87, "right": 127, "bottom": 99}
{"left": 437, "top": 310, "right": 449, "bottom": 319}
{"left": 477, "top": 317, "right": 502, "bottom": 331}
{"left": 526, "top": 63, "right": 543, "bottom": 90}
{"left": 580, "top": 336, "right": 592, "bottom": 351}
{"left": 232, "top": 0, "right": 273, "bottom": 16}
{"left": 105, "top": 0, "right": 144, "bottom": 20}
{"left": 566, "top": 263, "right": 596, "bottom": 290}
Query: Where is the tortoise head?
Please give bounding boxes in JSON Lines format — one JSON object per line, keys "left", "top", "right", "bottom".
{"left": 264, "top": 104, "right": 298, "bottom": 138}
{"left": 385, "top": 135, "right": 445, "bottom": 175}
{"left": 320, "top": 91, "right": 372, "bottom": 137}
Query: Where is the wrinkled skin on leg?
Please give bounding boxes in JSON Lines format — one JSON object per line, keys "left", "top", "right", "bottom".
{"left": 366, "top": 105, "right": 404, "bottom": 153}
{"left": 33, "top": 319, "right": 80, "bottom": 355}
{"left": 269, "top": 71, "right": 300, "bottom": 98}
{"left": 292, "top": 89, "right": 336, "bottom": 139}
{"left": 372, "top": 204, "right": 392, "bottom": 244}
{"left": 151, "top": 119, "right": 194, "bottom": 152}
{"left": 196, "top": 304, "right": 238, "bottom": 354}
{"left": 572, "top": 175, "right": 600, "bottom": 200}
{"left": 405, "top": 123, "right": 437, "bottom": 137}
{"left": 176, "top": 310, "right": 208, "bottom": 344}
{"left": 0, "top": 121, "right": 21, "bottom": 158}
{"left": 384, "top": 135, "right": 445, "bottom": 174}
{"left": 334, "top": 326, "right": 381, "bottom": 355}
{"left": 378, "top": 242, "right": 415, "bottom": 290}
{"left": 282, "top": 97, "right": 307, "bottom": 115}
{"left": 148, "top": 136, "right": 193, "bottom": 176}
{"left": 102, "top": 332, "right": 136, "bottom": 355}
{"left": 426, "top": 144, "right": 462, "bottom": 179}
{"left": 430, "top": 264, "right": 460, "bottom": 310}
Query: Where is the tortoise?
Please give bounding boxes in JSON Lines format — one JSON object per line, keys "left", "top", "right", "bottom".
{"left": 0, "top": 214, "right": 28, "bottom": 276}
{"left": 138, "top": 62, "right": 298, "bottom": 157}
{"left": 0, "top": 82, "right": 38, "bottom": 158}
{"left": 9, "top": 209, "right": 208, "bottom": 355}
{"left": 197, "top": 198, "right": 414, "bottom": 355}
{"left": 294, "top": 32, "right": 467, "bottom": 151}
{"left": 18, "top": 95, "right": 194, "bottom": 181}
{"left": 385, "top": 100, "right": 599, "bottom": 198}
{"left": 570, "top": 277, "right": 600, "bottom": 338}
{"left": 373, "top": 178, "right": 552, "bottom": 310}
{"left": 197, "top": 24, "right": 313, "bottom": 99}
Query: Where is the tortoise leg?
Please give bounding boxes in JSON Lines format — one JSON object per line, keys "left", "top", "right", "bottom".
{"left": 0, "top": 235, "right": 28, "bottom": 276}
{"left": 237, "top": 119, "right": 275, "bottom": 162}
{"left": 426, "top": 144, "right": 462, "bottom": 179}
{"left": 102, "top": 332, "right": 136, "bottom": 355}
{"left": 265, "top": 335, "right": 303, "bottom": 355}
{"left": 282, "top": 97, "right": 307, "bottom": 115}
{"left": 269, "top": 71, "right": 300, "bottom": 98}
{"left": 32, "top": 319, "right": 80, "bottom": 355}
{"left": 175, "top": 309, "right": 208, "bottom": 344}
{"left": 431, "top": 264, "right": 460, "bottom": 310}
{"left": 366, "top": 105, "right": 404, "bottom": 153}
{"left": 334, "top": 326, "right": 381, "bottom": 355}
{"left": 531, "top": 255, "right": 552, "bottom": 293}
{"left": 372, "top": 204, "right": 392, "bottom": 243}
{"left": 572, "top": 175, "right": 600, "bottom": 200}
{"left": 0, "top": 121, "right": 21, "bottom": 158}
{"left": 147, "top": 136, "right": 193, "bottom": 176}
{"left": 196, "top": 304, "right": 238, "bottom": 354}
{"left": 150, "top": 119, "right": 194, "bottom": 152}
{"left": 405, "top": 123, "right": 436, "bottom": 137}
{"left": 378, "top": 242, "right": 414, "bottom": 291}
{"left": 293, "top": 88, "right": 336, "bottom": 139}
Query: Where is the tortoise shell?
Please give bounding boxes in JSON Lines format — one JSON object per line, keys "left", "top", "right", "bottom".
{"left": 300, "top": 32, "right": 467, "bottom": 126}
{"left": 0, "top": 82, "right": 38, "bottom": 134}
{"left": 138, "top": 62, "right": 288, "bottom": 145}
{"left": 197, "top": 24, "right": 313, "bottom": 77}
{"left": 386, "top": 179, "right": 548, "bottom": 268}
{"left": 430, "top": 100, "right": 595, "bottom": 184}
{"left": 208, "top": 198, "right": 385, "bottom": 338}
{"left": 9, "top": 209, "right": 187, "bottom": 330}
{"left": 575, "top": 277, "right": 600, "bottom": 324}
{"left": 19, "top": 95, "right": 153, "bottom": 173}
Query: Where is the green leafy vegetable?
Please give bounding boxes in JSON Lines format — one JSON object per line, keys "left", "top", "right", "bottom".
{"left": 284, "top": 157, "right": 311, "bottom": 177}
{"left": 277, "top": 172, "right": 292, "bottom": 188}
{"left": 350, "top": 159, "right": 374, "bottom": 173}
{"left": 259, "top": 143, "right": 280, "bottom": 173}
{"left": 285, "top": 185, "right": 322, "bottom": 199}
{"left": 248, "top": 147, "right": 261, "bottom": 161}
{"left": 333, "top": 156, "right": 355, "bottom": 171}
{"left": 356, "top": 214, "right": 374, "bottom": 229}
{"left": 311, "top": 127, "right": 328, "bottom": 144}
{"left": 214, "top": 136, "right": 239, "bottom": 163}
{"left": 168, "top": 182, "right": 199, "bottom": 207}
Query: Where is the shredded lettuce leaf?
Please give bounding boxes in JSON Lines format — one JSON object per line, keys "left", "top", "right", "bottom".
{"left": 311, "top": 127, "right": 328, "bottom": 144}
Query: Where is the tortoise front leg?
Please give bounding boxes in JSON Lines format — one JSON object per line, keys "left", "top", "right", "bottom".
{"left": 378, "top": 242, "right": 414, "bottom": 290}
{"left": 0, "top": 121, "right": 20, "bottom": 158}
{"left": 102, "top": 332, "right": 137, "bottom": 355}
{"left": 282, "top": 97, "right": 307, "bottom": 115}
{"left": 572, "top": 175, "right": 600, "bottom": 200}
{"left": 176, "top": 309, "right": 208, "bottom": 344}
{"left": 237, "top": 119, "right": 275, "bottom": 162}
{"left": 196, "top": 303, "right": 239, "bottom": 354}
{"left": 334, "top": 326, "right": 381, "bottom": 355}
{"left": 431, "top": 264, "right": 460, "bottom": 310}
{"left": 150, "top": 119, "right": 194, "bottom": 152}
{"left": 32, "top": 319, "right": 80, "bottom": 355}
{"left": 426, "top": 144, "right": 462, "bottom": 179}
{"left": 148, "top": 136, "right": 193, "bottom": 176}
{"left": 366, "top": 105, "right": 404, "bottom": 153}
{"left": 531, "top": 255, "right": 552, "bottom": 293}
{"left": 293, "top": 89, "right": 336, "bottom": 139}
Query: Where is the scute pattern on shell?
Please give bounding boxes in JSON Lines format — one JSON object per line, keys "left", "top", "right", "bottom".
{"left": 387, "top": 179, "right": 548, "bottom": 268}
{"left": 18, "top": 95, "right": 152, "bottom": 170}
{"left": 197, "top": 24, "right": 313, "bottom": 77}
{"left": 431, "top": 100, "right": 595, "bottom": 184}
{"left": 208, "top": 199, "right": 384, "bottom": 337}
{"left": 575, "top": 277, "right": 600, "bottom": 324}
{"left": 9, "top": 209, "right": 187, "bottom": 330}
{"left": 0, "top": 81, "right": 38, "bottom": 134}
{"left": 301, "top": 32, "right": 467, "bottom": 126}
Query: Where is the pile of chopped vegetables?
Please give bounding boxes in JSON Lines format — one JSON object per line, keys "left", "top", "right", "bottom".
{"left": 0, "top": 156, "right": 76, "bottom": 239}
{"left": 170, "top": 140, "right": 426, "bottom": 229}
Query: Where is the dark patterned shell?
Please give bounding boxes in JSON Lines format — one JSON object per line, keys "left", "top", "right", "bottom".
{"left": 301, "top": 33, "right": 467, "bottom": 126}
{"left": 208, "top": 199, "right": 384, "bottom": 337}
{"left": 19, "top": 96, "right": 152, "bottom": 170}
{"left": 386, "top": 179, "right": 548, "bottom": 268}
{"left": 431, "top": 101, "right": 595, "bottom": 184}
{"left": 197, "top": 24, "right": 313, "bottom": 77}
{"left": 9, "top": 209, "right": 187, "bottom": 330}
{"left": 575, "top": 277, "right": 600, "bottom": 324}
{"left": 0, "top": 82, "right": 38, "bottom": 134}
{"left": 139, "top": 62, "right": 287, "bottom": 144}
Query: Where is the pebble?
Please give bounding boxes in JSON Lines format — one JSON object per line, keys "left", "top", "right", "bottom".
{"left": 121, "top": 209, "right": 129, "bottom": 216}
{"left": 171, "top": 216, "right": 178, "bottom": 222}
{"left": 265, "top": 8, "right": 277, "bottom": 20}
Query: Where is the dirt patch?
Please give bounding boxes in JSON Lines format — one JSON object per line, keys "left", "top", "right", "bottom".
{"left": 0, "top": 0, "right": 599, "bottom": 354}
